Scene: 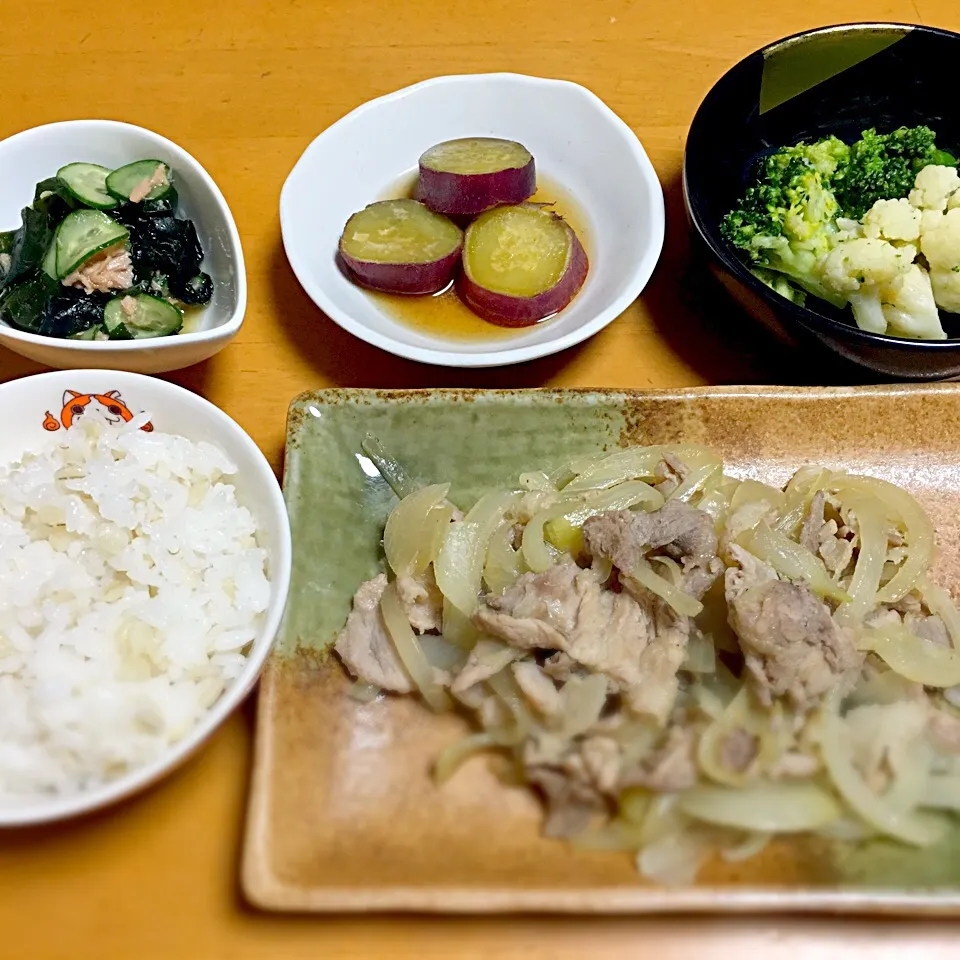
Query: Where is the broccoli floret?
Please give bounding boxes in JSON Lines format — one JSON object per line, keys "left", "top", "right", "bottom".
{"left": 750, "top": 267, "right": 806, "bottom": 306}
{"left": 835, "top": 126, "right": 956, "bottom": 220}
{"left": 721, "top": 138, "right": 848, "bottom": 304}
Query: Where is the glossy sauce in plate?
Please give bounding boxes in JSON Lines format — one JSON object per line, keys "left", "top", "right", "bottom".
{"left": 370, "top": 173, "right": 591, "bottom": 342}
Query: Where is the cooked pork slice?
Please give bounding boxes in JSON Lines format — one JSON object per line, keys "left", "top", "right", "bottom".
{"left": 450, "top": 638, "right": 520, "bottom": 694}
{"left": 583, "top": 500, "right": 718, "bottom": 573}
{"left": 62, "top": 245, "right": 134, "bottom": 294}
{"left": 579, "top": 736, "right": 621, "bottom": 793}
{"left": 799, "top": 491, "right": 826, "bottom": 553}
{"left": 819, "top": 535, "right": 854, "bottom": 576}
{"left": 475, "top": 562, "right": 687, "bottom": 722}
{"left": 620, "top": 724, "right": 698, "bottom": 792}
{"left": 527, "top": 765, "right": 605, "bottom": 837}
{"left": 904, "top": 612, "right": 951, "bottom": 647}
{"left": 512, "top": 661, "right": 561, "bottom": 717}
{"left": 724, "top": 543, "right": 778, "bottom": 598}
{"left": 728, "top": 577, "right": 861, "bottom": 711}
{"left": 395, "top": 568, "right": 443, "bottom": 633}
{"left": 333, "top": 574, "right": 413, "bottom": 693}
{"left": 652, "top": 453, "right": 689, "bottom": 497}
{"left": 543, "top": 651, "right": 582, "bottom": 683}
{"left": 678, "top": 556, "right": 727, "bottom": 601}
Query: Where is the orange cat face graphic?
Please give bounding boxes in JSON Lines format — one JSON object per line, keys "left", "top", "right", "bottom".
{"left": 42, "top": 390, "right": 154, "bottom": 432}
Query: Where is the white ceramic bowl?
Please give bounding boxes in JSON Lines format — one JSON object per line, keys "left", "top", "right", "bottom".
{"left": 0, "top": 121, "right": 246, "bottom": 374}
{"left": 0, "top": 370, "right": 290, "bottom": 826}
{"left": 281, "top": 73, "right": 664, "bottom": 367}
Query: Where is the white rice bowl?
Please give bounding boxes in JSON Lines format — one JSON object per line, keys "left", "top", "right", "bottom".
{"left": 0, "top": 415, "right": 271, "bottom": 806}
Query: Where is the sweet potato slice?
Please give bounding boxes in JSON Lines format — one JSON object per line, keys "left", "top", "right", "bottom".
{"left": 459, "top": 203, "right": 588, "bottom": 326}
{"left": 415, "top": 138, "right": 536, "bottom": 217}
{"left": 338, "top": 199, "right": 463, "bottom": 295}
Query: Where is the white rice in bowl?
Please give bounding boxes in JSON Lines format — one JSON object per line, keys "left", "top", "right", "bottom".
{"left": 0, "top": 416, "right": 271, "bottom": 806}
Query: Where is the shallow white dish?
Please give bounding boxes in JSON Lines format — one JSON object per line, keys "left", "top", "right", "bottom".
{"left": 0, "top": 370, "right": 290, "bottom": 826}
{"left": 280, "top": 73, "right": 664, "bottom": 367}
{"left": 0, "top": 120, "right": 246, "bottom": 374}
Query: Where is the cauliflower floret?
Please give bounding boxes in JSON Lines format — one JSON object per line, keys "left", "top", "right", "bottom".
{"left": 920, "top": 207, "right": 960, "bottom": 270}
{"left": 930, "top": 267, "right": 960, "bottom": 313}
{"left": 862, "top": 198, "right": 921, "bottom": 242}
{"left": 882, "top": 263, "right": 946, "bottom": 339}
{"left": 820, "top": 237, "right": 914, "bottom": 295}
{"left": 909, "top": 164, "right": 960, "bottom": 212}
{"left": 819, "top": 237, "right": 915, "bottom": 334}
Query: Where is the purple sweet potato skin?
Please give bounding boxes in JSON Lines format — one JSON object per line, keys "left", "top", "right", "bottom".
{"left": 459, "top": 227, "right": 588, "bottom": 326}
{"left": 415, "top": 157, "right": 536, "bottom": 217}
{"left": 337, "top": 243, "right": 462, "bottom": 295}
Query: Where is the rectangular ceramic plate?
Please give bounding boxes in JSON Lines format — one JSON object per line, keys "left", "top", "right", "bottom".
{"left": 243, "top": 386, "right": 960, "bottom": 915}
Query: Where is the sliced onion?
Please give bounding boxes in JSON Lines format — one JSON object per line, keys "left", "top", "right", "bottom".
{"left": 919, "top": 576, "right": 960, "bottom": 650}
{"left": 834, "top": 494, "right": 887, "bottom": 626}
{"left": 831, "top": 475, "right": 933, "bottom": 603}
{"left": 668, "top": 463, "right": 722, "bottom": 503}
{"left": 484, "top": 522, "right": 522, "bottom": 595}
{"left": 697, "top": 685, "right": 763, "bottom": 788}
{"left": 720, "top": 831, "right": 771, "bottom": 863}
{"left": 729, "top": 479, "right": 787, "bottom": 527}
{"left": 775, "top": 468, "right": 829, "bottom": 536}
{"left": 419, "top": 633, "right": 468, "bottom": 672}
{"left": 623, "top": 558, "right": 703, "bottom": 617}
{"left": 557, "top": 673, "right": 609, "bottom": 738}
{"left": 519, "top": 470, "right": 555, "bottom": 492}
{"left": 618, "top": 787, "right": 653, "bottom": 825}
{"left": 380, "top": 581, "right": 451, "bottom": 713}
{"left": 487, "top": 667, "right": 536, "bottom": 735}
{"left": 637, "top": 823, "right": 715, "bottom": 886}
{"left": 347, "top": 681, "right": 382, "bottom": 703}
{"left": 818, "top": 689, "right": 947, "bottom": 846}
{"left": 434, "top": 731, "right": 510, "bottom": 783}
{"left": 696, "top": 476, "right": 740, "bottom": 529}
{"left": 742, "top": 521, "right": 851, "bottom": 603}
{"left": 859, "top": 625, "right": 960, "bottom": 687}
{"left": 682, "top": 628, "right": 716, "bottom": 674}
{"left": 435, "top": 491, "right": 516, "bottom": 615}
{"left": 383, "top": 483, "right": 452, "bottom": 577}
{"left": 563, "top": 447, "right": 664, "bottom": 491}
{"left": 922, "top": 774, "right": 960, "bottom": 810}
{"left": 679, "top": 780, "right": 842, "bottom": 832}
{"left": 441, "top": 597, "right": 479, "bottom": 650}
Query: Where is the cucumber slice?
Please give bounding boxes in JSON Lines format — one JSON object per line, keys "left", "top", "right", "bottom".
{"left": 55, "top": 210, "right": 128, "bottom": 279}
{"left": 57, "top": 163, "right": 117, "bottom": 209}
{"left": 106, "top": 160, "right": 172, "bottom": 202}
{"left": 41, "top": 230, "right": 58, "bottom": 279}
{"left": 68, "top": 325, "right": 104, "bottom": 341}
{"left": 104, "top": 293, "right": 182, "bottom": 339}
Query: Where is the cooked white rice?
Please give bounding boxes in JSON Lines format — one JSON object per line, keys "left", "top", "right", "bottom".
{"left": 0, "top": 416, "right": 271, "bottom": 805}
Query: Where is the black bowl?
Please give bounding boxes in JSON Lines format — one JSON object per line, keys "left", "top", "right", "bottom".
{"left": 684, "top": 22, "right": 960, "bottom": 381}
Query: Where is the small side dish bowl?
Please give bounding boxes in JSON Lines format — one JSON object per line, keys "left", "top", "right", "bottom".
{"left": 281, "top": 73, "right": 664, "bottom": 367}
{"left": 0, "top": 121, "right": 246, "bottom": 374}
{"left": 684, "top": 22, "right": 960, "bottom": 380}
{"left": 0, "top": 370, "right": 290, "bottom": 826}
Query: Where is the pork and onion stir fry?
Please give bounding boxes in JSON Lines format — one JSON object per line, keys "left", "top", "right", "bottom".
{"left": 334, "top": 439, "right": 960, "bottom": 884}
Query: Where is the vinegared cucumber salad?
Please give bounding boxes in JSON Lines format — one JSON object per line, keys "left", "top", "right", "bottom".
{"left": 0, "top": 160, "right": 214, "bottom": 340}
{"left": 337, "top": 138, "right": 589, "bottom": 328}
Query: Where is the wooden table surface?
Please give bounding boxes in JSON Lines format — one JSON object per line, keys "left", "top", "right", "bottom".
{"left": 2, "top": 0, "right": 959, "bottom": 956}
